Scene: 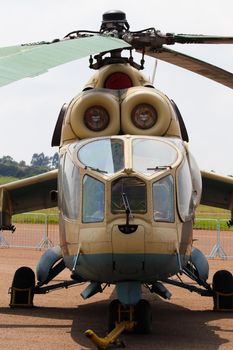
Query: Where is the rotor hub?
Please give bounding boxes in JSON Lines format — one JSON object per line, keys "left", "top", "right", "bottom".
{"left": 101, "top": 10, "right": 130, "bottom": 33}
{"left": 102, "top": 10, "right": 127, "bottom": 23}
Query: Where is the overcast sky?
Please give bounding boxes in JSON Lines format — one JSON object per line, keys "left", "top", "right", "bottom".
{"left": 0, "top": 0, "right": 232, "bottom": 175}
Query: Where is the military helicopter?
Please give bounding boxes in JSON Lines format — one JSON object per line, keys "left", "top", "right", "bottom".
{"left": 0, "top": 10, "right": 233, "bottom": 349}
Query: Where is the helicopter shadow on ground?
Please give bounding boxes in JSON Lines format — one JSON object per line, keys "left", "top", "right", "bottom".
{"left": 0, "top": 296, "right": 231, "bottom": 350}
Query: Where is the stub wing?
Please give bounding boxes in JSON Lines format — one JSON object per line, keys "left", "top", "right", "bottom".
{"left": 200, "top": 170, "right": 233, "bottom": 218}
{"left": 0, "top": 170, "right": 58, "bottom": 230}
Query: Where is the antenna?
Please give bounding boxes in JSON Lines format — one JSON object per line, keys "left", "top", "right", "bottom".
{"left": 151, "top": 59, "right": 158, "bottom": 85}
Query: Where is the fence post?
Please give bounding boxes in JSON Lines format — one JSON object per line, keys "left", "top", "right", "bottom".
{"left": 0, "top": 231, "right": 9, "bottom": 248}
{"left": 208, "top": 219, "right": 227, "bottom": 258}
{"left": 36, "top": 214, "right": 53, "bottom": 250}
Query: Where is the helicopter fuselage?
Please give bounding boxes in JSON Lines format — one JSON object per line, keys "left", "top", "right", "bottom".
{"left": 48, "top": 62, "right": 204, "bottom": 291}
{"left": 58, "top": 134, "right": 201, "bottom": 284}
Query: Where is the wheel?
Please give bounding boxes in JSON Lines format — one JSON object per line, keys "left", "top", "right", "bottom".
{"left": 10, "top": 266, "right": 35, "bottom": 307}
{"left": 134, "top": 299, "right": 152, "bottom": 334}
{"left": 212, "top": 270, "right": 233, "bottom": 310}
{"left": 108, "top": 299, "right": 120, "bottom": 331}
{"left": 213, "top": 270, "right": 233, "bottom": 293}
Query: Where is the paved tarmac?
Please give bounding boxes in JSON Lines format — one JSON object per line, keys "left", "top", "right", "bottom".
{"left": 0, "top": 249, "right": 233, "bottom": 349}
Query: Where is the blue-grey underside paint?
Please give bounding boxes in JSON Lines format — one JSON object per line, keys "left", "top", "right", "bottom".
{"left": 64, "top": 252, "right": 188, "bottom": 283}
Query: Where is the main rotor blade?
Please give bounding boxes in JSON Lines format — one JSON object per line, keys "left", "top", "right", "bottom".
{"left": 140, "top": 47, "right": 233, "bottom": 89}
{"left": 123, "top": 31, "right": 233, "bottom": 49}
{"left": 174, "top": 34, "right": 233, "bottom": 45}
{"left": 0, "top": 36, "right": 130, "bottom": 87}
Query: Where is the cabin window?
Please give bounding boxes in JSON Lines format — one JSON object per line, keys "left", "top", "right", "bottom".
{"left": 177, "top": 158, "right": 193, "bottom": 221}
{"left": 132, "top": 138, "right": 178, "bottom": 176}
{"left": 58, "top": 154, "right": 64, "bottom": 209}
{"left": 63, "top": 154, "right": 80, "bottom": 220}
{"left": 111, "top": 177, "right": 147, "bottom": 213}
{"left": 78, "top": 138, "right": 124, "bottom": 175}
{"left": 82, "top": 175, "right": 105, "bottom": 223}
{"left": 153, "top": 175, "right": 175, "bottom": 222}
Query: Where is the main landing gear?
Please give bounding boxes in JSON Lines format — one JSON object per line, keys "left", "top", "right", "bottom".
{"left": 9, "top": 266, "right": 35, "bottom": 307}
{"left": 85, "top": 299, "right": 152, "bottom": 349}
{"left": 212, "top": 270, "right": 233, "bottom": 310}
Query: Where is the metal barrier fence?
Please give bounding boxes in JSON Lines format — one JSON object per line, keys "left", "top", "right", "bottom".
{"left": 0, "top": 213, "right": 59, "bottom": 249}
{"left": 193, "top": 218, "right": 233, "bottom": 259}
{"left": 0, "top": 214, "right": 232, "bottom": 258}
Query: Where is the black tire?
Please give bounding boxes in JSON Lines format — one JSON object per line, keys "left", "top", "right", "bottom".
{"left": 213, "top": 270, "right": 233, "bottom": 310}
{"left": 213, "top": 270, "right": 233, "bottom": 294}
{"left": 12, "top": 266, "right": 35, "bottom": 289}
{"left": 108, "top": 299, "right": 120, "bottom": 332}
{"left": 134, "top": 299, "right": 152, "bottom": 334}
{"left": 10, "top": 266, "right": 35, "bottom": 307}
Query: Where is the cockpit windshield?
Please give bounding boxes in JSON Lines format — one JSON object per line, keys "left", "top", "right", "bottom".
{"left": 78, "top": 138, "right": 124, "bottom": 175}
{"left": 111, "top": 177, "right": 147, "bottom": 213}
{"left": 132, "top": 138, "right": 178, "bottom": 176}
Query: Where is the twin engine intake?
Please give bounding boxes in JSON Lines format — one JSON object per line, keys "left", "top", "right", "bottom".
{"left": 52, "top": 64, "right": 182, "bottom": 146}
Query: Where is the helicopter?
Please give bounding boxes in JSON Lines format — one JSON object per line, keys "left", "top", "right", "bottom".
{"left": 0, "top": 9, "right": 233, "bottom": 349}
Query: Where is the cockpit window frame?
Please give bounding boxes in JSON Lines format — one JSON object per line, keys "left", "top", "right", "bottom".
{"left": 111, "top": 176, "right": 147, "bottom": 214}
{"left": 152, "top": 174, "right": 175, "bottom": 223}
{"left": 77, "top": 137, "right": 125, "bottom": 176}
{"left": 82, "top": 174, "right": 105, "bottom": 223}
{"left": 132, "top": 137, "right": 180, "bottom": 177}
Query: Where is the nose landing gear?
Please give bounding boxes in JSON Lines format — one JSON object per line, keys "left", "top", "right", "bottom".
{"left": 134, "top": 299, "right": 152, "bottom": 334}
{"left": 85, "top": 299, "right": 152, "bottom": 349}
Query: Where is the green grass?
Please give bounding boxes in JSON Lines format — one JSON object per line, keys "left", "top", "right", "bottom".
{"left": 0, "top": 176, "right": 19, "bottom": 184}
{"left": 13, "top": 210, "right": 59, "bottom": 224}
{"left": 196, "top": 205, "right": 230, "bottom": 219}
{"left": 195, "top": 205, "right": 232, "bottom": 230}
{"left": 193, "top": 217, "right": 232, "bottom": 231}
{"left": 32, "top": 208, "right": 59, "bottom": 215}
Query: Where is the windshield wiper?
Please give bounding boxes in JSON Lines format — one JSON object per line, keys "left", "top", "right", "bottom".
{"left": 147, "top": 165, "right": 172, "bottom": 171}
{"left": 122, "top": 192, "right": 133, "bottom": 225}
{"left": 118, "top": 193, "right": 138, "bottom": 234}
{"left": 85, "top": 165, "right": 108, "bottom": 174}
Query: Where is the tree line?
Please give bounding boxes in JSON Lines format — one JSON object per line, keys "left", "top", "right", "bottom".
{"left": 0, "top": 152, "right": 59, "bottom": 178}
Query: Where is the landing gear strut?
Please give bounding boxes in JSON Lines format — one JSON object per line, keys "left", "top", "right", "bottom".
{"left": 85, "top": 299, "right": 152, "bottom": 349}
